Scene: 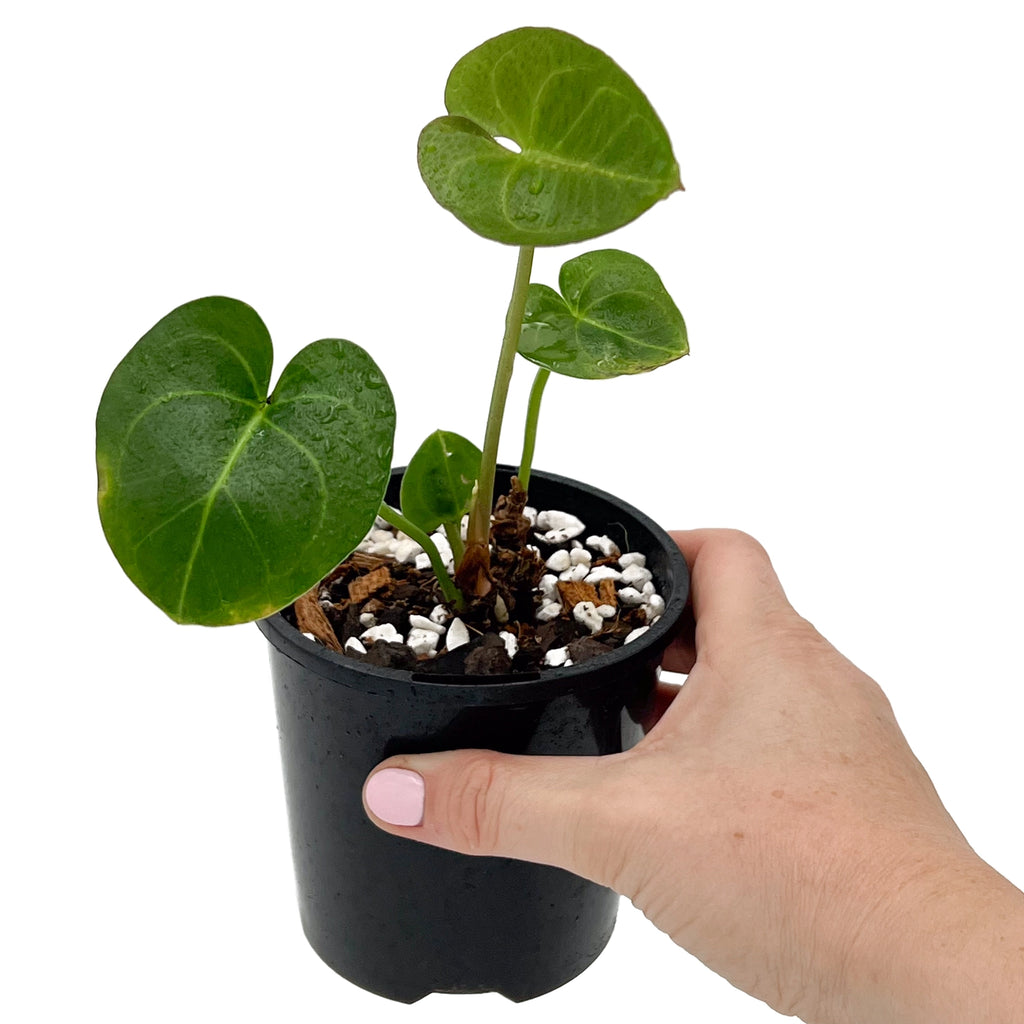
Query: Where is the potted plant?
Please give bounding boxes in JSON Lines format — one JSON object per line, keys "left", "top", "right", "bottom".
{"left": 96, "top": 26, "right": 690, "bottom": 1002}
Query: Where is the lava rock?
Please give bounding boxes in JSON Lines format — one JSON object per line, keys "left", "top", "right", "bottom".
{"left": 463, "top": 633, "right": 513, "bottom": 675}
{"left": 568, "top": 636, "right": 614, "bottom": 664}
{"left": 360, "top": 640, "right": 417, "bottom": 670}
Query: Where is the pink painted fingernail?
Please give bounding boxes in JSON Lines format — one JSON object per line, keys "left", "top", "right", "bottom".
{"left": 365, "top": 768, "right": 425, "bottom": 826}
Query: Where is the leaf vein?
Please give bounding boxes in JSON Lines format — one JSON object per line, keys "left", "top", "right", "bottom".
{"left": 224, "top": 487, "right": 273, "bottom": 584}
{"left": 175, "top": 407, "right": 267, "bottom": 617}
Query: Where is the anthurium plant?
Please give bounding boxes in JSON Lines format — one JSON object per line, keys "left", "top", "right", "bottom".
{"left": 96, "top": 26, "right": 687, "bottom": 627}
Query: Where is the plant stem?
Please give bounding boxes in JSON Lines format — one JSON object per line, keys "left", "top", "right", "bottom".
{"left": 378, "top": 501, "right": 464, "bottom": 609}
{"left": 443, "top": 521, "right": 465, "bottom": 565}
{"left": 467, "top": 244, "right": 536, "bottom": 550}
{"left": 518, "top": 366, "right": 550, "bottom": 492}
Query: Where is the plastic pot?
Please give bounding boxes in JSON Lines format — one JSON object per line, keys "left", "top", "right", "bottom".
{"left": 256, "top": 466, "right": 689, "bottom": 1002}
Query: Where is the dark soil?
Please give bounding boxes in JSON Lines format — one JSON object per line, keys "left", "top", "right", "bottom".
{"left": 283, "top": 480, "right": 653, "bottom": 676}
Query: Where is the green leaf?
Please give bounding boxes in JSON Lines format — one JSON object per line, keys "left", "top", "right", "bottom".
{"left": 400, "top": 429, "right": 482, "bottom": 534}
{"left": 418, "top": 27, "right": 681, "bottom": 246}
{"left": 96, "top": 296, "right": 396, "bottom": 625}
{"left": 518, "top": 249, "right": 688, "bottom": 379}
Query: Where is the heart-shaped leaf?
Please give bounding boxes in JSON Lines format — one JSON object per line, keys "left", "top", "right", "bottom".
{"left": 400, "top": 429, "right": 482, "bottom": 534}
{"left": 418, "top": 27, "right": 681, "bottom": 246}
{"left": 96, "top": 296, "right": 396, "bottom": 625}
{"left": 518, "top": 249, "right": 688, "bottom": 379}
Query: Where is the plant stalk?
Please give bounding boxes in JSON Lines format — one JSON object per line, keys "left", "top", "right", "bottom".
{"left": 467, "top": 244, "right": 536, "bottom": 550}
{"left": 518, "top": 366, "right": 550, "bottom": 492}
{"left": 378, "top": 501, "right": 464, "bottom": 609}
{"left": 443, "top": 521, "right": 465, "bottom": 565}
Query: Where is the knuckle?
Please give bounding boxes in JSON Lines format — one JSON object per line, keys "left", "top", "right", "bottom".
{"left": 566, "top": 758, "right": 654, "bottom": 893}
{"left": 442, "top": 752, "right": 507, "bottom": 855}
{"left": 714, "top": 528, "right": 768, "bottom": 559}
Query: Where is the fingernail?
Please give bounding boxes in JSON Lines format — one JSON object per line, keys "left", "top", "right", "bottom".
{"left": 365, "top": 768, "right": 424, "bottom": 826}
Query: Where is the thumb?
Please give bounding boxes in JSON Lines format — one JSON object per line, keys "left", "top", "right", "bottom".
{"left": 362, "top": 749, "right": 617, "bottom": 879}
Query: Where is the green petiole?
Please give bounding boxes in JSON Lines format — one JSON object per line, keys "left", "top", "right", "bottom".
{"left": 466, "top": 245, "right": 535, "bottom": 552}
{"left": 518, "top": 366, "right": 550, "bottom": 492}
{"left": 378, "top": 501, "right": 464, "bottom": 609}
{"left": 443, "top": 522, "right": 465, "bottom": 566}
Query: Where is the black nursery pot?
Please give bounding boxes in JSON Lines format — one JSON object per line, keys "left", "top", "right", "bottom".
{"left": 256, "top": 466, "right": 689, "bottom": 1003}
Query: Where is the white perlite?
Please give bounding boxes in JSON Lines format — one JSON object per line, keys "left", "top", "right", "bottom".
{"left": 559, "top": 564, "right": 589, "bottom": 583}
{"left": 623, "top": 626, "right": 649, "bottom": 645}
{"left": 500, "top": 631, "right": 518, "bottom": 659}
{"left": 430, "top": 532, "right": 455, "bottom": 573}
{"left": 407, "top": 628, "right": 440, "bottom": 657}
{"left": 618, "top": 551, "right": 646, "bottom": 568}
{"left": 345, "top": 636, "right": 367, "bottom": 654}
{"left": 445, "top": 617, "right": 470, "bottom": 651}
{"left": 644, "top": 594, "right": 666, "bottom": 622}
{"left": 428, "top": 604, "right": 449, "bottom": 625}
{"left": 616, "top": 587, "right": 646, "bottom": 607}
{"left": 535, "top": 509, "right": 586, "bottom": 544}
{"left": 359, "top": 611, "right": 377, "bottom": 627}
{"left": 544, "top": 646, "right": 571, "bottom": 667}
{"left": 361, "top": 623, "right": 403, "bottom": 645}
{"left": 535, "top": 600, "right": 562, "bottom": 622}
{"left": 545, "top": 549, "right": 571, "bottom": 572}
{"left": 586, "top": 534, "right": 620, "bottom": 557}
{"left": 409, "top": 614, "right": 445, "bottom": 635}
{"left": 569, "top": 547, "right": 592, "bottom": 567}
{"left": 573, "top": 601, "right": 603, "bottom": 635}
{"left": 393, "top": 537, "right": 423, "bottom": 564}
{"left": 358, "top": 528, "right": 398, "bottom": 557}
{"left": 620, "top": 564, "right": 653, "bottom": 588}
{"left": 584, "top": 566, "right": 622, "bottom": 585}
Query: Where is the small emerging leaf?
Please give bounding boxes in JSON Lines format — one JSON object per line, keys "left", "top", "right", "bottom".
{"left": 96, "top": 296, "right": 396, "bottom": 625}
{"left": 400, "top": 429, "right": 482, "bottom": 534}
{"left": 519, "top": 249, "right": 688, "bottom": 379}
{"left": 418, "top": 27, "right": 681, "bottom": 246}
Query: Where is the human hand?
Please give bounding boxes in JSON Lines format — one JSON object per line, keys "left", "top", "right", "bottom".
{"left": 363, "top": 530, "right": 1024, "bottom": 1023}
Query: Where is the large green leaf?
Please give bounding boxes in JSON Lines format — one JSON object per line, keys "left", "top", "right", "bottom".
{"left": 418, "top": 27, "right": 681, "bottom": 246}
{"left": 518, "top": 249, "right": 688, "bottom": 379}
{"left": 400, "top": 429, "right": 482, "bottom": 534}
{"left": 96, "top": 296, "right": 396, "bottom": 625}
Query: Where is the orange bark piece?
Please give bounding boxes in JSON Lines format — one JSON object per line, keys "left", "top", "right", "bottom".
{"left": 598, "top": 578, "right": 618, "bottom": 608}
{"left": 294, "top": 589, "right": 342, "bottom": 652}
{"left": 557, "top": 580, "right": 600, "bottom": 610}
{"left": 348, "top": 565, "right": 392, "bottom": 603}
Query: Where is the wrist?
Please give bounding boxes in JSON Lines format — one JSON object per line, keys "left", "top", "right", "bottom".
{"left": 835, "top": 836, "right": 1024, "bottom": 1024}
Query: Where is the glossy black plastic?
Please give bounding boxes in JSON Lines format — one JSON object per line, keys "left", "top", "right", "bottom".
{"left": 257, "top": 467, "right": 689, "bottom": 1002}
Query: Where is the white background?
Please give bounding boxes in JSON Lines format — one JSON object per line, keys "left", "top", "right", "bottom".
{"left": 4, "top": 1, "right": 1022, "bottom": 1020}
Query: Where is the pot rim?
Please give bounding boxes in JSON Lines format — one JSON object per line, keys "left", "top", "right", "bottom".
{"left": 257, "top": 466, "right": 689, "bottom": 703}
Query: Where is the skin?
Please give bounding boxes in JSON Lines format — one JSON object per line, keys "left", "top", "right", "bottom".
{"left": 363, "top": 529, "right": 1024, "bottom": 1022}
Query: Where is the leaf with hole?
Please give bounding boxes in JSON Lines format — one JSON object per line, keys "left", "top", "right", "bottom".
{"left": 518, "top": 249, "right": 688, "bottom": 379}
{"left": 400, "top": 429, "right": 482, "bottom": 534}
{"left": 417, "top": 27, "right": 681, "bottom": 246}
{"left": 96, "top": 296, "right": 396, "bottom": 625}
